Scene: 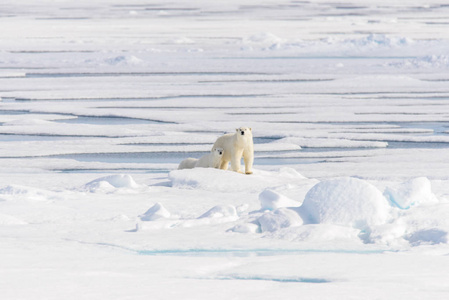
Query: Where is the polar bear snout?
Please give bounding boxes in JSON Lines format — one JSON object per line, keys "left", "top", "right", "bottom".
{"left": 236, "top": 127, "right": 251, "bottom": 136}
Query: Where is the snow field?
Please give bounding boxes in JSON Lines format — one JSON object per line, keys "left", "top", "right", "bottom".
{"left": 3, "top": 170, "right": 442, "bottom": 250}
{"left": 2, "top": 0, "right": 449, "bottom": 299}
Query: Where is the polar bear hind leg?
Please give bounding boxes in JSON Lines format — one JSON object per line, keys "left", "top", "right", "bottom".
{"left": 178, "top": 158, "right": 198, "bottom": 170}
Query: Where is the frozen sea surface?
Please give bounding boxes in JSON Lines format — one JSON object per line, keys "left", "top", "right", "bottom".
{"left": 1, "top": 1, "right": 449, "bottom": 299}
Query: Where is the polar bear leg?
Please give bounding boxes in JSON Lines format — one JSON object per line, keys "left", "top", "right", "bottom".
{"left": 243, "top": 151, "right": 254, "bottom": 174}
{"left": 230, "top": 150, "right": 243, "bottom": 173}
{"left": 219, "top": 160, "right": 229, "bottom": 170}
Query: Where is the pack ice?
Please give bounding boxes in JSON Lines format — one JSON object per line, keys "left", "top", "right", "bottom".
{"left": 134, "top": 168, "right": 449, "bottom": 248}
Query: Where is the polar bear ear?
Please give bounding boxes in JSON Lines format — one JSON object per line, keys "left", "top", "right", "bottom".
{"left": 236, "top": 128, "right": 239, "bottom": 132}
{"left": 249, "top": 128, "right": 252, "bottom": 131}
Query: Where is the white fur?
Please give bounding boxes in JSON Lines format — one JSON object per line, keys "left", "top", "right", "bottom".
{"left": 178, "top": 157, "right": 198, "bottom": 170}
{"left": 212, "top": 127, "right": 254, "bottom": 174}
{"left": 195, "top": 147, "right": 223, "bottom": 168}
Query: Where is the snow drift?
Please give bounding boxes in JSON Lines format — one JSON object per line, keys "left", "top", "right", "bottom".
{"left": 168, "top": 167, "right": 311, "bottom": 193}
{"left": 384, "top": 177, "right": 438, "bottom": 209}
{"left": 81, "top": 174, "right": 142, "bottom": 193}
{"left": 139, "top": 203, "right": 171, "bottom": 221}
{"left": 299, "top": 177, "right": 391, "bottom": 229}
{"left": 259, "top": 189, "right": 301, "bottom": 211}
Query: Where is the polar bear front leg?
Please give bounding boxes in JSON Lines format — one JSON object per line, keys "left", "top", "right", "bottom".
{"left": 219, "top": 159, "right": 229, "bottom": 170}
{"left": 243, "top": 152, "right": 254, "bottom": 175}
{"left": 230, "top": 149, "right": 243, "bottom": 173}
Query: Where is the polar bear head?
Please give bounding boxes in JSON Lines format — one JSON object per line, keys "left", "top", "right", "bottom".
{"left": 212, "top": 147, "right": 224, "bottom": 156}
{"left": 236, "top": 127, "right": 252, "bottom": 137}
{"left": 211, "top": 147, "right": 224, "bottom": 168}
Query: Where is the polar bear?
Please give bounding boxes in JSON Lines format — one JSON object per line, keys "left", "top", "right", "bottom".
{"left": 178, "top": 157, "right": 198, "bottom": 170}
{"left": 195, "top": 147, "right": 224, "bottom": 168}
{"left": 212, "top": 127, "right": 254, "bottom": 174}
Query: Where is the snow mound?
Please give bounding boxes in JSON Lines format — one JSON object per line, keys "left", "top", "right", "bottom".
{"left": 169, "top": 37, "right": 195, "bottom": 44}
{"left": 384, "top": 177, "right": 438, "bottom": 209}
{"left": 392, "top": 55, "right": 449, "bottom": 68}
{"left": 241, "top": 33, "right": 415, "bottom": 54}
{"left": 347, "top": 34, "right": 412, "bottom": 48}
{"left": 0, "top": 185, "right": 32, "bottom": 195}
{"left": 0, "top": 213, "right": 27, "bottom": 225}
{"left": 257, "top": 208, "right": 303, "bottom": 233}
{"left": 138, "top": 204, "right": 240, "bottom": 231}
{"left": 140, "top": 203, "right": 171, "bottom": 221}
{"left": 259, "top": 189, "right": 300, "bottom": 211}
{"left": 199, "top": 205, "right": 237, "bottom": 219}
{"left": 406, "top": 229, "right": 448, "bottom": 246}
{"left": 82, "top": 174, "right": 140, "bottom": 193}
{"left": 105, "top": 55, "right": 143, "bottom": 66}
{"left": 243, "top": 32, "right": 284, "bottom": 45}
{"left": 300, "top": 177, "right": 390, "bottom": 229}
{"left": 277, "top": 167, "right": 307, "bottom": 179}
{"left": 169, "top": 167, "right": 309, "bottom": 193}
{"left": 229, "top": 223, "right": 260, "bottom": 234}
{"left": 0, "top": 185, "right": 55, "bottom": 202}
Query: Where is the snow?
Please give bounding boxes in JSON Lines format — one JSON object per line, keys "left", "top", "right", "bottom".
{"left": 198, "top": 205, "right": 238, "bottom": 219}
{"left": 139, "top": 203, "right": 171, "bottom": 221}
{"left": 81, "top": 174, "right": 142, "bottom": 193}
{"left": 0, "top": 213, "right": 27, "bottom": 225}
{"left": 168, "top": 167, "right": 311, "bottom": 193}
{"left": 257, "top": 208, "right": 304, "bottom": 233}
{"left": 385, "top": 177, "right": 439, "bottom": 209}
{"left": 259, "top": 189, "right": 301, "bottom": 211}
{"left": 300, "top": 177, "right": 391, "bottom": 229}
{"left": 2, "top": 0, "right": 449, "bottom": 299}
